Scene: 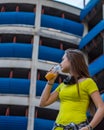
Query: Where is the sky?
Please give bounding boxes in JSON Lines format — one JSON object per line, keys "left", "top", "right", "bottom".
{"left": 54, "top": 0, "right": 90, "bottom": 8}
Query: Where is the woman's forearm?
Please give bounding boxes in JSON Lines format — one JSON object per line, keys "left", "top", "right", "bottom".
{"left": 39, "top": 82, "right": 54, "bottom": 107}
{"left": 89, "top": 106, "right": 104, "bottom": 129}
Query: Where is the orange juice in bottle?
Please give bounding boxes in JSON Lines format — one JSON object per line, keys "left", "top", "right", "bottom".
{"left": 45, "top": 65, "right": 61, "bottom": 80}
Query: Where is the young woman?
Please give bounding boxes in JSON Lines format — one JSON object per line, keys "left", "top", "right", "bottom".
{"left": 39, "top": 49, "right": 104, "bottom": 130}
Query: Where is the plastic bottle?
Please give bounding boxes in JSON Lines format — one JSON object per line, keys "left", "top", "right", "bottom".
{"left": 45, "top": 64, "right": 61, "bottom": 80}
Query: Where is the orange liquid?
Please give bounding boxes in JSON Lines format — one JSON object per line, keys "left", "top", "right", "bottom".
{"left": 45, "top": 72, "right": 57, "bottom": 80}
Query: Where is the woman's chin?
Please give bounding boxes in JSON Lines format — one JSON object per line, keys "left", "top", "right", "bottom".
{"left": 62, "top": 70, "right": 69, "bottom": 73}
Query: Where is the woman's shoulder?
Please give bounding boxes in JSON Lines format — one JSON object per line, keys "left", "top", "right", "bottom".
{"left": 80, "top": 78, "right": 98, "bottom": 93}
{"left": 85, "top": 78, "right": 96, "bottom": 83}
{"left": 79, "top": 77, "right": 96, "bottom": 85}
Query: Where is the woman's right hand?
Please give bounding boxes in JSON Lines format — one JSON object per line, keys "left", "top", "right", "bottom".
{"left": 45, "top": 70, "right": 59, "bottom": 81}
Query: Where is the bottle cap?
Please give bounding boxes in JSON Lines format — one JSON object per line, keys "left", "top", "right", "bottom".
{"left": 53, "top": 64, "right": 61, "bottom": 72}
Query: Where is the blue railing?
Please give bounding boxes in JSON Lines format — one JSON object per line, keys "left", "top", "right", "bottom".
{"left": 0, "top": 78, "right": 30, "bottom": 95}
{"left": 41, "top": 14, "right": 84, "bottom": 36}
{"left": 0, "top": 116, "right": 54, "bottom": 130}
{"left": 38, "top": 45, "right": 64, "bottom": 63}
{"left": 0, "top": 43, "right": 33, "bottom": 58}
{"left": 0, "top": 12, "right": 35, "bottom": 25}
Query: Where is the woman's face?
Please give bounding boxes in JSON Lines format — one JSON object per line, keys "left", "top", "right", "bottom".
{"left": 60, "top": 54, "right": 71, "bottom": 73}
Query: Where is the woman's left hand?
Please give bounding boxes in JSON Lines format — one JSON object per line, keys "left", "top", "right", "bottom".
{"left": 79, "top": 126, "right": 89, "bottom": 130}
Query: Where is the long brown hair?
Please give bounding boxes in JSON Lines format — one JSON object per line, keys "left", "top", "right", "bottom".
{"left": 65, "top": 49, "right": 95, "bottom": 115}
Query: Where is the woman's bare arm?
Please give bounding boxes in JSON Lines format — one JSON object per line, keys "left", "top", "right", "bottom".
{"left": 39, "top": 82, "right": 59, "bottom": 107}
{"left": 89, "top": 91, "right": 104, "bottom": 128}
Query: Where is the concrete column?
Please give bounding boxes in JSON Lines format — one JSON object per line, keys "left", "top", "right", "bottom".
{"left": 34, "top": 0, "right": 42, "bottom": 28}
{"left": 27, "top": 1, "right": 42, "bottom": 130}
